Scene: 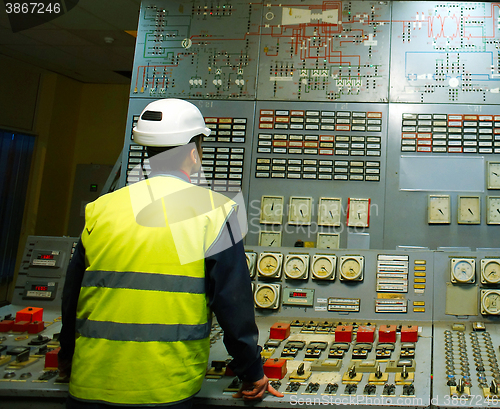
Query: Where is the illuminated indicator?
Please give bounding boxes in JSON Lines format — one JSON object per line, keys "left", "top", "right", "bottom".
{"left": 39, "top": 254, "right": 55, "bottom": 260}
{"left": 292, "top": 292, "right": 307, "bottom": 298}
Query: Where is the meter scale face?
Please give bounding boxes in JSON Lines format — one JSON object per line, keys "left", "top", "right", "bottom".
{"left": 481, "top": 259, "right": 500, "bottom": 284}
{"left": 481, "top": 290, "right": 500, "bottom": 315}
{"left": 339, "top": 256, "right": 364, "bottom": 281}
{"left": 257, "top": 253, "right": 282, "bottom": 278}
{"left": 284, "top": 255, "right": 309, "bottom": 279}
{"left": 311, "top": 255, "right": 336, "bottom": 280}
{"left": 450, "top": 258, "right": 475, "bottom": 284}
{"left": 254, "top": 284, "right": 280, "bottom": 309}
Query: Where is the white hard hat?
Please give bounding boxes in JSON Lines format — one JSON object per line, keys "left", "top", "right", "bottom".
{"left": 133, "top": 99, "right": 211, "bottom": 147}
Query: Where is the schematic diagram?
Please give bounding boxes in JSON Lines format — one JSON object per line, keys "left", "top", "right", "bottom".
{"left": 256, "top": 1, "right": 391, "bottom": 102}
{"left": 390, "top": 2, "right": 500, "bottom": 104}
{"left": 130, "top": 0, "right": 262, "bottom": 99}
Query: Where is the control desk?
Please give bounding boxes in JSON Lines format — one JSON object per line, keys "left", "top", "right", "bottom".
{"left": 2, "top": 238, "right": 500, "bottom": 409}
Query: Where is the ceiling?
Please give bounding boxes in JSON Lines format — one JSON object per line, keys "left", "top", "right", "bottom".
{"left": 0, "top": 0, "right": 142, "bottom": 84}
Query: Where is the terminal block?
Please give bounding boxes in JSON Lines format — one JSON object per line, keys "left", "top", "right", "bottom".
{"left": 328, "top": 343, "right": 350, "bottom": 359}
{"left": 315, "top": 321, "right": 333, "bottom": 333}
{"left": 344, "top": 383, "right": 357, "bottom": 395}
{"left": 324, "top": 383, "right": 338, "bottom": 394}
{"left": 376, "top": 343, "right": 395, "bottom": 359}
{"left": 304, "top": 382, "right": 320, "bottom": 394}
{"left": 363, "top": 383, "right": 377, "bottom": 395}
{"left": 400, "top": 343, "right": 416, "bottom": 359}
{"left": 304, "top": 341, "right": 328, "bottom": 359}
{"left": 281, "top": 340, "right": 305, "bottom": 358}
{"left": 285, "top": 381, "right": 301, "bottom": 393}
{"left": 402, "top": 383, "right": 416, "bottom": 396}
{"left": 352, "top": 343, "right": 373, "bottom": 359}
{"left": 382, "top": 383, "right": 396, "bottom": 396}
{"left": 301, "top": 321, "right": 318, "bottom": 333}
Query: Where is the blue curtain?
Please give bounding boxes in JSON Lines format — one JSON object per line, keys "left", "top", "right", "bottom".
{"left": 0, "top": 130, "right": 35, "bottom": 286}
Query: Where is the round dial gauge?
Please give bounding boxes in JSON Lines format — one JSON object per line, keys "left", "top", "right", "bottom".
{"left": 481, "top": 260, "right": 500, "bottom": 284}
{"left": 257, "top": 253, "right": 281, "bottom": 278}
{"left": 254, "top": 284, "right": 279, "bottom": 309}
{"left": 339, "top": 256, "right": 363, "bottom": 281}
{"left": 451, "top": 259, "right": 475, "bottom": 283}
{"left": 312, "top": 256, "right": 335, "bottom": 280}
{"left": 481, "top": 290, "right": 500, "bottom": 315}
{"left": 284, "top": 255, "right": 308, "bottom": 279}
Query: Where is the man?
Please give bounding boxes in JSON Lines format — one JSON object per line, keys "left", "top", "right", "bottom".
{"left": 58, "top": 98, "right": 282, "bottom": 408}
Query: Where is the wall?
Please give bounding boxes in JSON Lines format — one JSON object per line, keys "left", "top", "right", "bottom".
{"left": 0, "top": 55, "right": 129, "bottom": 301}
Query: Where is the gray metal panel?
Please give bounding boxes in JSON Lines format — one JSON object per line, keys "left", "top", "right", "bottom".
{"left": 12, "top": 236, "right": 78, "bottom": 307}
{"left": 248, "top": 246, "right": 433, "bottom": 322}
{"left": 383, "top": 103, "right": 500, "bottom": 250}
{"left": 247, "top": 101, "right": 388, "bottom": 249}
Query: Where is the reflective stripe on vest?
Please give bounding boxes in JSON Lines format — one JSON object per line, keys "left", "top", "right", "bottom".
{"left": 81, "top": 270, "right": 205, "bottom": 293}
{"left": 75, "top": 319, "right": 211, "bottom": 342}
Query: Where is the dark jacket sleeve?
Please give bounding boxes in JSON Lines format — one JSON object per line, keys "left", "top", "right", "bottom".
{"left": 58, "top": 238, "right": 86, "bottom": 362}
{"left": 205, "top": 211, "right": 264, "bottom": 383}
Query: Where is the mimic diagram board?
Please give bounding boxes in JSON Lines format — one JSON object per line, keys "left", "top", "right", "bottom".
{"left": 257, "top": 1, "right": 391, "bottom": 102}
{"left": 130, "top": 0, "right": 263, "bottom": 99}
{"left": 130, "top": 0, "right": 392, "bottom": 102}
{"left": 390, "top": 2, "right": 500, "bottom": 104}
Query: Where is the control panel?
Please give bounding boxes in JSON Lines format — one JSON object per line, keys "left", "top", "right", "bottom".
{"left": 0, "top": 236, "right": 77, "bottom": 398}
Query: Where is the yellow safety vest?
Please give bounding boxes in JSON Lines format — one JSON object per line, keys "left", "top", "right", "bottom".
{"left": 70, "top": 175, "right": 236, "bottom": 405}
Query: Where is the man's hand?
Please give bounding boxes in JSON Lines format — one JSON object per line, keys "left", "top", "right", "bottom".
{"left": 232, "top": 375, "right": 284, "bottom": 400}
{"left": 56, "top": 358, "right": 72, "bottom": 383}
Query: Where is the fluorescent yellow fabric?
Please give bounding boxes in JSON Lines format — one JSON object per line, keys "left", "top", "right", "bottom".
{"left": 70, "top": 176, "right": 236, "bottom": 405}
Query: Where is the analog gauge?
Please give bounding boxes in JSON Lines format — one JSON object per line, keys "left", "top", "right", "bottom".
{"left": 487, "top": 162, "right": 500, "bottom": 190}
{"left": 284, "top": 254, "right": 309, "bottom": 280}
{"left": 481, "top": 259, "right": 500, "bottom": 284}
{"left": 245, "top": 251, "right": 257, "bottom": 278}
{"left": 347, "top": 198, "right": 370, "bottom": 228}
{"left": 487, "top": 196, "right": 500, "bottom": 225}
{"left": 451, "top": 258, "right": 475, "bottom": 284}
{"left": 458, "top": 196, "right": 480, "bottom": 224}
{"left": 311, "top": 255, "right": 336, "bottom": 280}
{"left": 254, "top": 284, "right": 280, "bottom": 309}
{"left": 481, "top": 290, "right": 500, "bottom": 315}
{"left": 260, "top": 195, "right": 284, "bottom": 225}
{"left": 339, "top": 256, "right": 364, "bottom": 281}
{"left": 318, "top": 197, "right": 342, "bottom": 226}
{"left": 428, "top": 195, "right": 451, "bottom": 224}
{"left": 317, "top": 232, "right": 340, "bottom": 249}
{"left": 257, "top": 253, "right": 282, "bottom": 278}
{"left": 288, "top": 196, "right": 313, "bottom": 225}
{"left": 258, "top": 231, "right": 282, "bottom": 247}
